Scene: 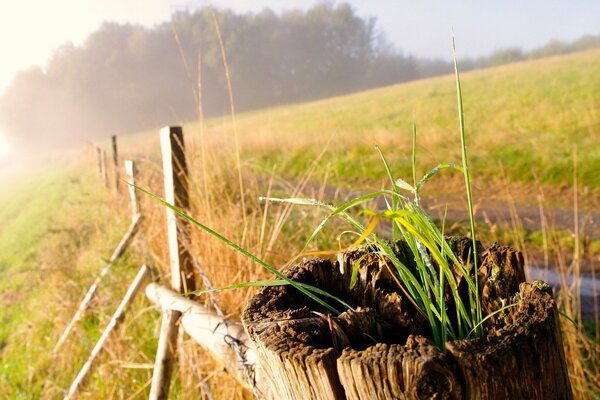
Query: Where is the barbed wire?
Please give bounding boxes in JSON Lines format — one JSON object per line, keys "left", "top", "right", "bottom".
{"left": 177, "top": 222, "right": 259, "bottom": 399}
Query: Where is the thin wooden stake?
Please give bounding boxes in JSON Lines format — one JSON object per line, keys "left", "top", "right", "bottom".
{"left": 149, "top": 126, "right": 196, "bottom": 400}
{"left": 86, "top": 142, "right": 94, "bottom": 164}
{"left": 95, "top": 147, "right": 103, "bottom": 178}
{"left": 100, "top": 149, "right": 108, "bottom": 187}
{"left": 149, "top": 309, "right": 180, "bottom": 400}
{"left": 112, "top": 135, "right": 120, "bottom": 192}
{"left": 64, "top": 265, "right": 151, "bottom": 400}
{"left": 52, "top": 215, "right": 142, "bottom": 354}
{"left": 124, "top": 160, "right": 140, "bottom": 221}
{"left": 160, "top": 126, "right": 195, "bottom": 293}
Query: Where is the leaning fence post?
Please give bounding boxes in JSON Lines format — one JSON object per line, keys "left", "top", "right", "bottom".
{"left": 124, "top": 160, "right": 140, "bottom": 221}
{"left": 149, "top": 126, "right": 196, "bottom": 399}
{"left": 64, "top": 265, "right": 151, "bottom": 400}
{"left": 112, "top": 135, "right": 120, "bottom": 192}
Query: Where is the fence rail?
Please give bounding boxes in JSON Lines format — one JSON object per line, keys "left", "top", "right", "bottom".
{"left": 62, "top": 127, "right": 265, "bottom": 399}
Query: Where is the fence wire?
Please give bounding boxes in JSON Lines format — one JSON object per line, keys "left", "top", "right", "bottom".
{"left": 177, "top": 223, "right": 260, "bottom": 399}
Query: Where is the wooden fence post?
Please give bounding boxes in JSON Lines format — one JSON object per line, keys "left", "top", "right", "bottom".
{"left": 95, "top": 147, "right": 103, "bottom": 178}
{"left": 101, "top": 149, "right": 108, "bottom": 187}
{"left": 86, "top": 142, "right": 94, "bottom": 164}
{"left": 146, "top": 283, "right": 273, "bottom": 398}
{"left": 160, "top": 126, "right": 195, "bottom": 294}
{"left": 124, "top": 160, "right": 140, "bottom": 221}
{"left": 149, "top": 126, "right": 196, "bottom": 399}
{"left": 112, "top": 135, "right": 120, "bottom": 192}
{"left": 149, "top": 309, "right": 180, "bottom": 400}
{"left": 52, "top": 215, "right": 142, "bottom": 354}
{"left": 64, "top": 265, "right": 151, "bottom": 400}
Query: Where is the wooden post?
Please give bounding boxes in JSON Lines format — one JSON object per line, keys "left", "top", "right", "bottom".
{"left": 95, "top": 147, "right": 103, "bottom": 178}
{"left": 64, "top": 265, "right": 151, "bottom": 400}
{"left": 112, "top": 135, "right": 120, "bottom": 192}
{"left": 100, "top": 149, "right": 108, "bottom": 187}
{"left": 149, "top": 126, "right": 196, "bottom": 399}
{"left": 52, "top": 215, "right": 142, "bottom": 354}
{"left": 86, "top": 142, "right": 94, "bottom": 163}
{"left": 242, "top": 241, "right": 572, "bottom": 400}
{"left": 160, "top": 126, "right": 195, "bottom": 293}
{"left": 149, "top": 309, "right": 180, "bottom": 400}
{"left": 124, "top": 160, "right": 140, "bottom": 221}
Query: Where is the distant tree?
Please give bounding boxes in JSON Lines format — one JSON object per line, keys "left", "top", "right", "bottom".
{"left": 486, "top": 47, "right": 524, "bottom": 66}
{"left": 570, "top": 34, "right": 600, "bottom": 52}
{"left": 1, "top": 3, "right": 598, "bottom": 150}
{"left": 527, "top": 40, "right": 569, "bottom": 59}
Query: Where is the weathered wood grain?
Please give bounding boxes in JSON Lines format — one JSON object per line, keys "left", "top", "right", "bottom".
{"left": 149, "top": 126, "right": 197, "bottom": 400}
{"left": 242, "top": 239, "right": 572, "bottom": 399}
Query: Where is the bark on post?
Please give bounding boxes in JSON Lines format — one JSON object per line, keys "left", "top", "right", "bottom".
{"left": 160, "top": 126, "right": 195, "bottom": 293}
{"left": 242, "top": 239, "right": 572, "bottom": 400}
{"left": 64, "top": 265, "right": 151, "bottom": 400}
{"left": 149, "top": 126, "right": 196, "bottom": 400}
{"left": 111, "top": 135, "right": 120, "bottom": 192}
{"left": 124, "top": 160, "right": 140, "bottom": 221}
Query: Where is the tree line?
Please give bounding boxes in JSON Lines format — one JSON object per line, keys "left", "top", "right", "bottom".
{"left": 1, "top": 3, "right": 598, "bottom": 150}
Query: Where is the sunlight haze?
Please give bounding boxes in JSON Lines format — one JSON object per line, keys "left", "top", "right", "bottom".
{"left": 1, "top": 1, "right": 598, "bottom": 157}
{"left": 1, "top": 0, "right": 599, "bottom": 94}
{"left": 0, "top": 130, "right": 11, "bottom": 159}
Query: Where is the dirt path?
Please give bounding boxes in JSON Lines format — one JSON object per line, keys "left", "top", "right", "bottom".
{"left": 420, "top": 196, "right": 600, "bottom": 239}
{"left": 293, "top": 180, "right": 600, "bottom": 239}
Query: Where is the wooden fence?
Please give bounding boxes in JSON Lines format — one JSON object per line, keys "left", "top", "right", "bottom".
{"left": 60, "top": 125, "right": 573, "bottom": 400}
{"left": 60, "top": 128, "right": 266, "bottom": 400}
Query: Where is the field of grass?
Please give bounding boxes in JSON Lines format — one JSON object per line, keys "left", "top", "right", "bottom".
{"left": 185, "top": 48, "right": 600, "bottom": 202}
{"left": 1, "top": 49, "right": 598, "bottom": 398}
{"left": 0, "top": 164, "right": 156, "bottom": 398}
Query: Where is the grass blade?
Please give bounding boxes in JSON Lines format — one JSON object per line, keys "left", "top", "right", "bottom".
{"left": 134, "top": 184, "right": 342, "bottom": 315}
{"left": 453, "top": 35, "right": 482, "bottom": 335}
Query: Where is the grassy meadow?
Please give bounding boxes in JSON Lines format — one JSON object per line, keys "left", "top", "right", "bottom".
{"left": 201, "top": 48, "right": 600, "bottom": 193}
{"left": 0, "top": 49, "right": 599, "bottom": 398}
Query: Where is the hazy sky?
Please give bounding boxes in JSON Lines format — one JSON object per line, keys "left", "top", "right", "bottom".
{"left": 0, "top": 0, "right": 599, "bottom": 156}
{"left": 1, "top": 0, "right": 599, "bottom": 94}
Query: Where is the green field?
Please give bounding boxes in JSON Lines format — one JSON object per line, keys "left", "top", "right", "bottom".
{"left": 190, "top": 49, "right": 599, "bottom": 195}
{"left": 0, "top": 167, "right": 153, "bottom": 398}
{"left": 1, "top": 49, "right": 599, "bottom": 398}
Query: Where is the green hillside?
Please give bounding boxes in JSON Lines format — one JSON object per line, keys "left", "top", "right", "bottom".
{"left": 0, "top": 167, "right": 150, "bottom": 397}
{"left": 170, "top": 49, "right": 600, "bottom": 195}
